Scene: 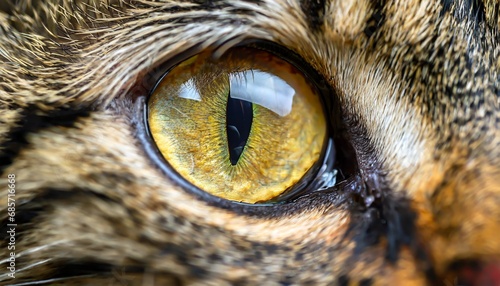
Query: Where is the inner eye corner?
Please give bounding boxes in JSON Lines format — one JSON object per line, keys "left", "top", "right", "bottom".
{"left": 140, "top": 41, "right": 344, "bottom": 206}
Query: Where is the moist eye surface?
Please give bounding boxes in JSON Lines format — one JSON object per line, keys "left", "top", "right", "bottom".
{"left": 147, "top": 46, "right": 330, "bottom": 203}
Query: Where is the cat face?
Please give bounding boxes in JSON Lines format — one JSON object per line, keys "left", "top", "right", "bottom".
{"left": 0, "top": 1, "right": 499, "bottom": 285}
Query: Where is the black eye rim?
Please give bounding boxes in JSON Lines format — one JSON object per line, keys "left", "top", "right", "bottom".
{"left": 136, "top": 40, "right": 340, "bottom": 208}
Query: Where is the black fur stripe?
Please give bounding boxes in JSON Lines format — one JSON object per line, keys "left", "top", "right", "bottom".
{"left": 348, "top": 188, "right": 417, "bottom": 263}
{"left": 345, "top": 175, "right": 439, "bottom": 282}
{"left": 301, "top": 0, "right": 328, "bottom": 31}
{"left": 0, "top": 105, "right": 90, "bottom": 173}
{"left": 364, "top": 0, "right": 387, "bottom": 38}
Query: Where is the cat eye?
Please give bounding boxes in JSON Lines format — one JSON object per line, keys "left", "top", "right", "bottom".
{"left": 146, "top": 45, "right": 336, "bottom": 204}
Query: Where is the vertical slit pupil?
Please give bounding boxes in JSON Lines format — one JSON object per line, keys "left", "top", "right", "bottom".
{"left": 226, "top": 91, "right": 253, "bottom": 165}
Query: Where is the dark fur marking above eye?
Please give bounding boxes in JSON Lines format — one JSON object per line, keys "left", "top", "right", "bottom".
{"left": 0, "top": 105, "right": 90, "bottom": 173}
{"left": 300, "top": 0, "right": 327, "bottom": 31}
{"left": 364, "top": 0, "right": 387, "bottom": 38}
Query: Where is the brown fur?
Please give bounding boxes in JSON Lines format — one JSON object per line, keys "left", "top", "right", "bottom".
{"left": 0, "top": 0, "right": 499, "bottom": 285}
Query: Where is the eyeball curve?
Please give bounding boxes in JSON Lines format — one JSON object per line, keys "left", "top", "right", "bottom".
{"left": 147, "top": 47, "right": 328, "bottom": 203}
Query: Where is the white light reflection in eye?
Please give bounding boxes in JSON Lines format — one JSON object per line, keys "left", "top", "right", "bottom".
{"left": 178, "top": 78, "right": 202, "bottom": 101}
{"left": 229, "top": 70, "right": 295, "bottom": 117}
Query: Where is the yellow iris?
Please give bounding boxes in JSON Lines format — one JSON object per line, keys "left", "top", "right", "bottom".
{"left": 148, "top": 47, "right": 327, "bottom": 203}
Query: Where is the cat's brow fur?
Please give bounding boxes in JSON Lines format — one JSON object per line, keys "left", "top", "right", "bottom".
{"left": 0, "top": 0, "right": 499, "bottom": 285}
